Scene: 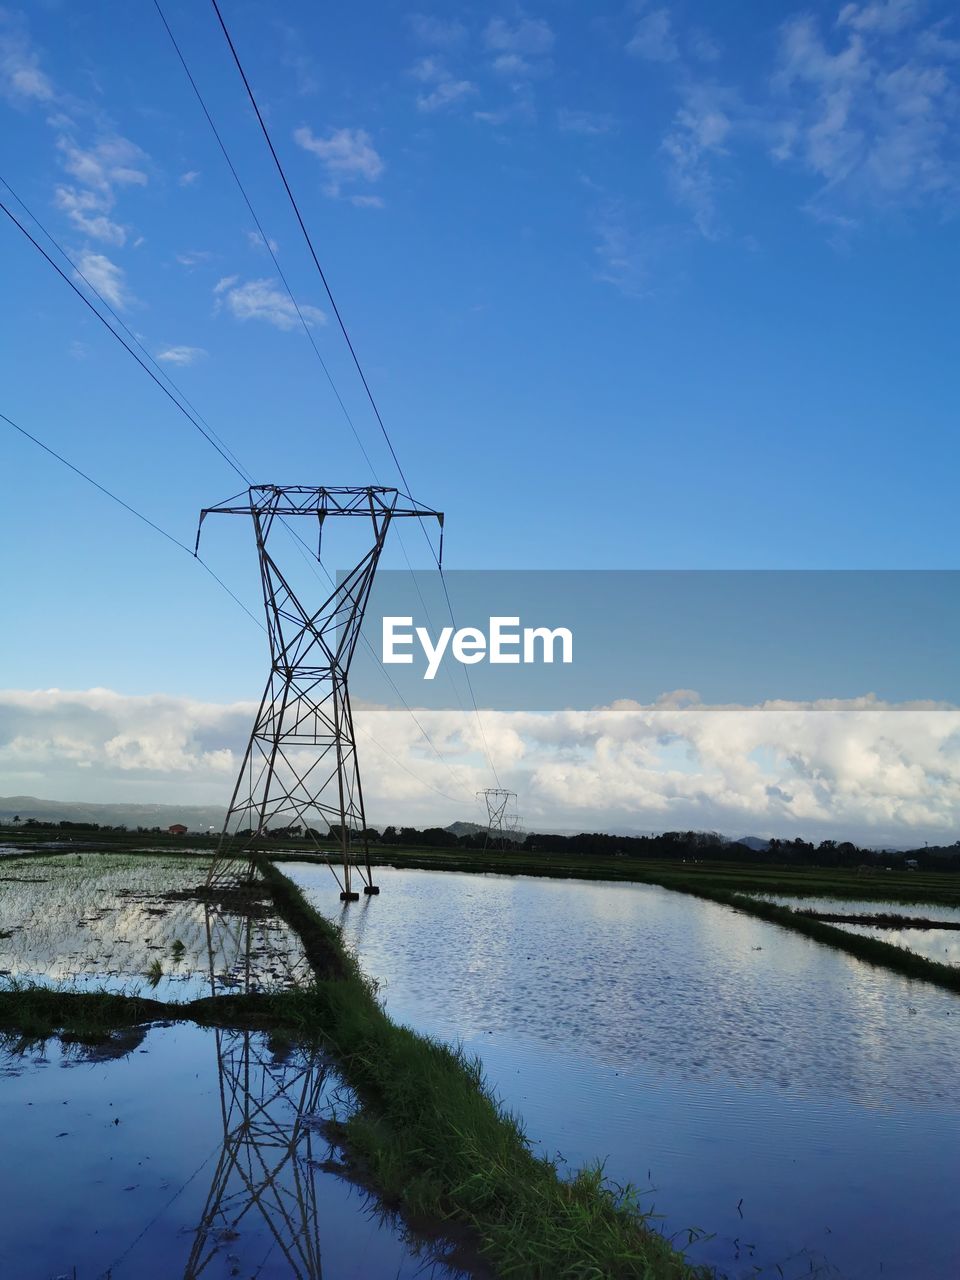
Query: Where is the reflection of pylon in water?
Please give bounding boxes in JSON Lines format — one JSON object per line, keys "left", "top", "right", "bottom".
{"left": 185, "top": 1028, "right": 327, "bottom": 1280}
{"left": 478, "top": 787, "right": 517, "bottom": 851}
{"left": 201, "top": 898, "right": 310, "bottom": 997}
{"left": 187, "top": 906, "right": 325, "bottom": 1278}
{"left": 196, "top": 485, "right": 443, "bottom": 900}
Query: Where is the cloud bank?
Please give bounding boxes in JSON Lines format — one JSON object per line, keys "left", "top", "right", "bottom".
{"left": 1, "top": 687, "right": 957, "bottom": 844}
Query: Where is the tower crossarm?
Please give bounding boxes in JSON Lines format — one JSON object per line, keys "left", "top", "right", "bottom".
{"left": 195, "top": 484, "right": 443, "bottom": 553}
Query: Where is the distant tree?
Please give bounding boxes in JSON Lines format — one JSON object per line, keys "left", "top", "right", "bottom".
{"left": 12, "top": 815, "right": 20, "bottom": 826}
{"left": 381, "top": 825, "right": 398, "bottom": 844}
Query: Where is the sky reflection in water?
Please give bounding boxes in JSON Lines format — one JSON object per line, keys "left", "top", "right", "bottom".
{"left": 290, "top": 865, "right": 960, "bottom": 1280}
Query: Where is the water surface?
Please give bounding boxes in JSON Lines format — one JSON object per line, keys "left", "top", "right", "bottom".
{"left": 290, "top": 864, "right": 960, "bottom": 1280}
{"left": 1, "top": 1022, "right": 462, "bottom": 1279}
{"left": 752, "top": 893, "right": 960, "bottom": 967}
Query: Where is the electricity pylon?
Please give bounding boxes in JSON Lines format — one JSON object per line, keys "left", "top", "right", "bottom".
{"left": 478, "top": 787, "right": 517, "bottom": 851}
{"left": 197, "top": 485, "right": 442, "bottom": 899}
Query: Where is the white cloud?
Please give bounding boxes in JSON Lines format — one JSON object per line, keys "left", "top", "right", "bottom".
{"left": 482, "top": 14, "right": 554, "bottom": 85}
{"left": 246, "top": 229, "right": 279, "bottom": 254}
{"left": 837, "top": 0, "right": 920, "bottom": 35}
{"left": 557, "top": 108, "right": 617, "bottom": 136}
{"left": 0, "top": 13, "right": 54, "bottom": 103}
{"left": 660, "top": 83, "right": 733, "bottom": 239}
{"left": 179, "top": 170, "right": 201, "bottom": 187}
{"left": 0, "top": 689, "right": 247, "bottom": 789}
{"left": 156, "top": 345, "right": 207, "bottom": 366}
{"left": 175, "top": 250, "right": 212, "bottom": 268}
{"left": 213, "top": 276, "right": 325, "bottom": 331}
{"left": 293, "top": 125, "right": 383, "bottom": 196}
{"left": 628, "top": 4, "right": 960, "bottom": 240}
{"left": 410, "top": 57, "right": 477, "bottom": 112}
{"left": 54, "top": 185, "right": 126, "bottom": 246}
{"left": 52, "top": 133, "right": 148, "bottom": 252}
{"left": 772, "top": 9, "right": 960, "bottom": 218}
{"left": 474, "top": 101, "right": 536, "bottom": 126}
{"left": 593, "top": 206, "right": 652, "bottom": 298}
{"left": 74, "top": 250, "right": 133, "bottom": 310}
{"left": 57, "top": 134, "right": 148, "bottom": 191}
{"left": 408, "top": 14, "right": 468, "bottom": 48}
{"left": 491, "top": 52, "right": 534, "bottom": 78}
{"left": 1, "top": 688, "right": 957, "bottom": 842}
{"left": 350, "top": 194, "right": 385, "bottom": 208}
{"left": 484, "top": 16, "right": 554, "bottom": 57}
{"left": 626, "top": 8, "right": 679, "bottom": 63}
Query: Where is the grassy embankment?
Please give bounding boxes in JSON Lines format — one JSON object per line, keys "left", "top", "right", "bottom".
{"left": 0, "top": 855, "right": 709, "bottom": 1280}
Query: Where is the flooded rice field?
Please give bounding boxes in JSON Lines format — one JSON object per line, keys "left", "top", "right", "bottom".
{"left": 752, "top": 894, "right": 960, "bottom": 968}
{"left": 1, "top": 1022, "right": 459, "bottom": 1279}
{"left": 0, "top": 854, "right": 307, "bottom": 998}
{"left": 290, "top": 864, "right": 960, "bottom": 1280}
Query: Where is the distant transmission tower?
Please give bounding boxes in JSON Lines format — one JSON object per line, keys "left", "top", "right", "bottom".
{"left": 198, "top": 485, "right": 442, "bottom": 899}
{"left": 478, "top": 787, "right": 517, "bottom": 851}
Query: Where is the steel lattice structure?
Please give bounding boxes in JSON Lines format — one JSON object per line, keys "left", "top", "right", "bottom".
{"left": 478, "top": 787, "right": 517, "bottom": 850}
{"left": 187, "top": 1025, "right": 328, "bottom": 1279}
{"left": 198, "top": 485, "right": 442, "bottom": 898}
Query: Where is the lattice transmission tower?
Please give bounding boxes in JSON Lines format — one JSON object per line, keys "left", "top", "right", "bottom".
{"left": 478, "top": 787, "right": 517, "bottom": 851}
{"left": 197, "top": 485, "right": 442, "bottom": 899}
{"left": 506, "top": 813, "right": 525, "bottom": 843}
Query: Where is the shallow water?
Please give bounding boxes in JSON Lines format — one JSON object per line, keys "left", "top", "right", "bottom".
{"left": 752, "top": 893, "right": 960, "bottom": 967}
{"left": 0, "top": 1022, "right": 460, "bottom": 1279}
{"left": 0, "top": 854, "right": 307, "bottom": 998}
{"left": 752, "top": 893, "right": 960, "bottom": 923}
{"left": 290, "top": 864, "right": 960, "bottom": 1280}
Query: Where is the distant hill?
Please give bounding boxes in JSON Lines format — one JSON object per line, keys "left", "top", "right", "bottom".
{"left": 0, "top": 794, "right": 225, "bottom": 832}
{"left": 735, "top": 836, "right": 772, "bottom": 851}
{"left": 445, "top": 821, "right": 488, "bottom": 837}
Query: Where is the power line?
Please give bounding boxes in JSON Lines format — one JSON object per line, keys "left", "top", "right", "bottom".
{"left": 0, "top": 191, "right": 249, "bottom": 485}
{"left": 2, "top": 67, "right": 491, "bottom": 800}
{"left": 1, "top": 408, "right": 263, "bottom": 629}
{"left": 0, "top": 176, "right": 250, "bottom": 482}
{"left": 209, "top": 0, "right": 412, "bottom": 498}
{"left": 1, "top": 408, "right": 474, "bottom": 806}
{"left": 208, "top": 0, "right": 500, "bottom": 786}
{"left": 151, "top": 0, "right": 379, "bottom": 481}
{"left": 1, "top": 179, "right": 476, "bottom": 803}
{"left": 151, "top": 3, "right": 481, "bottom": 766}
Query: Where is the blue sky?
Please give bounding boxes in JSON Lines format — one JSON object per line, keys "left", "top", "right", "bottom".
{"left": 1, "top": 1, "right": 959, "bottom": 832}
